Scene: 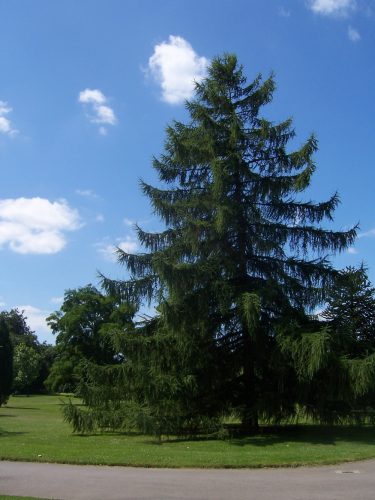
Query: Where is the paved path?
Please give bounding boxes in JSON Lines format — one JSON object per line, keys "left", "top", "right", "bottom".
{"left": 1, "top": 459, "right": 375, "bottom": 500}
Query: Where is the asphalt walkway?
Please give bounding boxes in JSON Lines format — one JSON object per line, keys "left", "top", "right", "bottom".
{"left": 1, "top": 459, "right": 375, "bottom": 499}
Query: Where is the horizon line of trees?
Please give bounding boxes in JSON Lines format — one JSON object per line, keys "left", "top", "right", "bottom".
{"left": 2, "top": 263, "right": 375, "bottom": 412}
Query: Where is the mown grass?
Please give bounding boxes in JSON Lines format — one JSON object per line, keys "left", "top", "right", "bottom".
{"left": 0, "top": 496, "right": 48, "bottom": 500}
{"left": 1, "top": 395, "right": 375, "bottom": 468}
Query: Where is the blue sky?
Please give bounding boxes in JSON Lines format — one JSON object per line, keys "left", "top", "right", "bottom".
{"left": 0, "top": 0, "right": 374, "bottom": 343}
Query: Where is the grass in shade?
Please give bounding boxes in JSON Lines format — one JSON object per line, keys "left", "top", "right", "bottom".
{"left": 1, "top": 395, "right": 375, "bottom": 468}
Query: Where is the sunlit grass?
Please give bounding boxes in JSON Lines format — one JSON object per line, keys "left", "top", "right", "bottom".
{"left": 1, "top": 395, "right": 375, "bottom": 468}
{"left": 0, "top": 496, "right": 48, "bottom": 500}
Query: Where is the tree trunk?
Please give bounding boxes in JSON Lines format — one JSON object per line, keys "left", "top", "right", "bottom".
{"left": 241, "top": 334, "right": 259, "bottom": 433}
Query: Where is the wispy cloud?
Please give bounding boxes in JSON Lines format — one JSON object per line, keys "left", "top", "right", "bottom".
{"left": 96, "top": 235, "right": 139, "bottom": 262}
{"left": 347, "top": 246, "right": 358, "bottom": 254}
{"left": 148, "top": 35, "right": 209, "bottom": 105}
{"left": 278, "top": 6, "right": 291, "bottom": 17}
{"left": 0, "top": 197, "right": 82, "bottom": 254}
{"left": 123, "top": 217, "right": 135, "bottom": 227}
{"left": 358, "top": 228, "right": 375, "bottom": 238}
{"left": 348, "top": 25, "right": 361, "bottom": 40}
{"left": 308, "top": 0, "right": 356, "bottom": 16}
{"left": 75, "top": 188, "right": 99, "bottom": 200}
{"left": 78, "top": 88, "right": 117, "bottom": 135}
{"left": 0, "top": 101, "right": 18, "bottom": 137}
{"left": 50, "top": 296, "right": 63, "bottom": 305}
{"left": 95, "top": 214, "right": 105, "bottom": 223}
{"left": 118, "top": 236, "right": 139, "bottom": 254}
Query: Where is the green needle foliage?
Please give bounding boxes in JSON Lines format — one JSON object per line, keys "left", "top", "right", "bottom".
{"left": 322, "top": 265, "right": 375, "bottom": 354}
{"left": 278, "top": 265, "right": 375, "bottom": 422}
{"left": 66, "top": 54, "right": 358, "bottom": 435}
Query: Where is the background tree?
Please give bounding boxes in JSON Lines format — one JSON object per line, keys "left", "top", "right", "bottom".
{"left": 276, "top": 265, "right": 375, "bottom": 422}
{"left": 65, "top": 54, "right": 357, "bottom": 435}
{"left": 322, "top": 265, "right": 375, "bottom": 354}
{"left": 46, "top": 285, "right": 134, "bottom": 393}
{"left": 0, "top": 309, "right": 38, "bottom": 348}
{"left": 13, "top": 343, "right": 41, "bottom": 394}
{"left": 31, "top": 343, "right": 56, "bottom": 394}
{"left": 0, "top": 317, "right": 13, "bottom": 406}
{"left": 0, "top": 309, "right": 55, "bottom": 394}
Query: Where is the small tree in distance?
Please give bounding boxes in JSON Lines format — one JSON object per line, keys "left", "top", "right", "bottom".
{"left": 13, "top": 343, "right": 41, "bottom": 395}
{"left": 322, "top": 265, "right": 375, "bottom": 355}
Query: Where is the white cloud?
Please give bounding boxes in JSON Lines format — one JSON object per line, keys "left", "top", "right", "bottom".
{"left": 78, "top": 89, "right": 106, "bottom": 104}
{"left": 78, "top": 88, "right": 117, "bottom": 134}
{"left": 94, "top": 105, "right": 116, "bottom": 125}
{"left": 0, "top": 100, "right": 18, "bottom": 136}
{"left": 309, "top": 0, "right": 356, "bottom": 16}
{"left": 347, "top": 246, "right": 358, "bottom": 254}
{"left": 95, "top": 214, "right": 105, "bottom": 223}
{"left": 148, "top": 35, "right": 209, "bottom": 104}
{"left": 0, "top": 197, "right": 81, "bottom": 254}
{"left": 16, "top": 305, "right": 53, "bottom": 344}
{"left": 118, "top": 236, "right": 139, "bottom": 254}
{"left": 97, "top": 235, "right": 138, "bottom": 262}
{"left": 348, "top": 25, "right": 361, "bottom": 41}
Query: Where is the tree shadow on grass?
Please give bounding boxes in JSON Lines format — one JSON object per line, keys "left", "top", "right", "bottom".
{"left": 71, "top": 430, "right": 143, "bottom": 438}
{"left": 0, "top": 429, "right": 27, "bottom": 436}
{"left": 66, "top": 425, "right": 375, "bottom": 448}
{"left": 163, "top": 425, "right": 375, "bottom": 447}
{"left": 3, "top": 407, "right": 40, "bottom": 411}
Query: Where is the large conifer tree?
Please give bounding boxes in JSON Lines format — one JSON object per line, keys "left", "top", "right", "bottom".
{"left": 66, "top": 55, "right": 358, "bottom": 434}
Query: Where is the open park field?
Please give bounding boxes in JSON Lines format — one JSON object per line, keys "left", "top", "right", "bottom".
{"left": 1, "top": 395, "right": 375, "bottom": 468}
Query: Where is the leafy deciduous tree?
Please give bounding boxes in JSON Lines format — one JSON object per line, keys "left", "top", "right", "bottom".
{"left": 46, "top": 285, "right": 135, "bottom": 393}
{"left": 13, "top": 343, "right": 41, "bottom": 395}
{"left": 0, "top": 309, "right": 38, "bottom": 349}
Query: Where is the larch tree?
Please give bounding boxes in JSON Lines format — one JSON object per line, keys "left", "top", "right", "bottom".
{"left": 66, "top": 55, "right": 359, "bottom": 434}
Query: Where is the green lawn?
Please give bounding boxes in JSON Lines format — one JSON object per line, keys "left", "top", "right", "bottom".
{"left": 1, "top": 395, "right": 375, "bottom": 468}
{"left": 0, "top": 496, "right": 48, "bottom": 500}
